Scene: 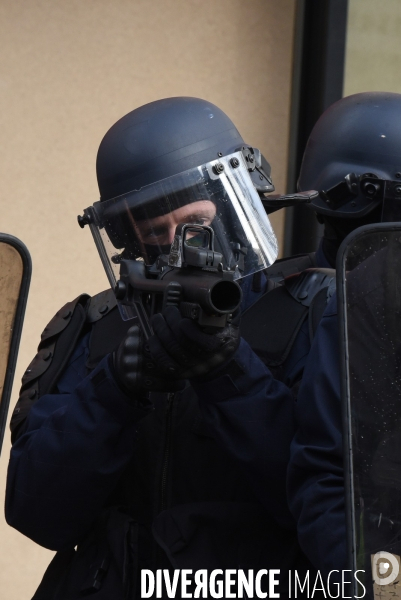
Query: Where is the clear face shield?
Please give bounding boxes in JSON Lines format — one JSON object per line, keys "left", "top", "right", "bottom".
{"left": 83, "top": 151, "right": 278, "bottom": 287}
{"left": 82, "top": 151, "right": 278, "bottom": 329}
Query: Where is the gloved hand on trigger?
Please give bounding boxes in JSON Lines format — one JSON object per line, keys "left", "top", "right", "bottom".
{"left": 148, "top": 306, "right": 240, "bottom": 380}
{"left": 112, "top": 325, "right": 185, "bottom": 395}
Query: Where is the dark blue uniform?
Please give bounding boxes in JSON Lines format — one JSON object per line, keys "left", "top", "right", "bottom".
{"left": 207, "top": 246, "right": 346, "bottom": 579}
{"left": 6, "top": 280, "right": 303, "bottom": 598}
{"left": 287, "top": 293, "right": 346, "bottom": 577}
{"left": 227, "top": 249, "right": 347, "bottom": 579}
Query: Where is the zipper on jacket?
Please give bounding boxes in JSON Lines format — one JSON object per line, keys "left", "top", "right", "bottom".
{"left": 160, "top": 392, "right": 175, "bottom": 512}
{"left": 153, "top": 392, "right": 175, "bottom": 571}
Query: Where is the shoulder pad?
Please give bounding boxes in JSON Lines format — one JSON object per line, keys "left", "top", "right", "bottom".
{"left": 39, "top": 295, "right": 88, "bottom": 343}
{"left": 284, "top": 268, "right": 336, "bottom": 307}
{"left": 11, "top": 293, "right": 90, "bottom": 441}
{"left": 241, "top": 284, "right": 309, "bottom": 368}
{"left": 86, "top": 288, "right": 117, "bottom": 323}
{"left": 21, "top": 294, "right": 90, "bottom": 388}
{"left": 241, "top": 268, "right": 336, "bottom": 375}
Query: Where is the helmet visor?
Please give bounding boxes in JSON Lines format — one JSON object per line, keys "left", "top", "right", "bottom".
{"left": 85, "top": 151, "right": 278, "bottom": 286}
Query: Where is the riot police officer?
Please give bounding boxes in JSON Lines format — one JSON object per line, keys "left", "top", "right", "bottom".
{"left": 193, "top": 92, "right": 401, "bottom": 590}
{"left": 287, "top": 91, "right": 401, "bottom": 580}
{"left": 6, "top": 97, "right": 303, "bottom": 599}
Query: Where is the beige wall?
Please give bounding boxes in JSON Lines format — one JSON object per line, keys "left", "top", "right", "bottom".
{"left": 344, "top": 0, "right": 401, "bottom": 96}
{"left": 0, "top": 1, "right": 296, "bottom": 597}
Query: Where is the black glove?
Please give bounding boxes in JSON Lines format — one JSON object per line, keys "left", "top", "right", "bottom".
{"left": 112, "top": 325, "right": 185, "bottom": 395}
{"left": 148, "top": 306, "right": 240, "bottom": 380}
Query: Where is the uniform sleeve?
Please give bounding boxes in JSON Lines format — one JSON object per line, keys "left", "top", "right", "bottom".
{"left": 5, "top": 336, "right": 151, "bottom": 551}
{"left": 191, "top": 338, "right": 296, "bottom": 528}
{"left": 287, "top": 293, "right": 347, "bottom": 576}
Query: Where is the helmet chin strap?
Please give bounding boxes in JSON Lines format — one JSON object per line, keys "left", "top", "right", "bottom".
{"left": 320, "top": 203, "right": 384, "bottom": 267}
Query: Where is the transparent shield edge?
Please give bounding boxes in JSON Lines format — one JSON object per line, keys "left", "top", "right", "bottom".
{"left": 339, "top": 223, "right": 401, "bottom": 599}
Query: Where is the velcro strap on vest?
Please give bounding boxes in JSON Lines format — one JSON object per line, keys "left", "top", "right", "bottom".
{"left": 308, "top": 277, "right": 336, "bottom": 342}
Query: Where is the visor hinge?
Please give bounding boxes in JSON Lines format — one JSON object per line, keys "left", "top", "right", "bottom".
{"left": 320, "top": 173, "right": 360, "bottom": 209}
{"left": 241, "top": 146, "right": 257, "bottom": 172}
{"left": 319, "top": 173, "right": 386, "bottom": 211}
{"left": 239, "top": 146, "right": 275, "bottom": 193}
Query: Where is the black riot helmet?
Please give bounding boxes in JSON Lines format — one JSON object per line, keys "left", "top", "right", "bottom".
{"left": 81, "top": 97, "right": 278, "bottom": 285}
{"left": 96, "top": 96, "right": 273, "bottom": 201}
{"left": 298, "top": 92, "right": 401, "bottom": 222}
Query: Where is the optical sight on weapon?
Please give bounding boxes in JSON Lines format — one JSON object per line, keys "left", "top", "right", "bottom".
{"left": 114, "top": 223, "right": 242, "bottom": 338}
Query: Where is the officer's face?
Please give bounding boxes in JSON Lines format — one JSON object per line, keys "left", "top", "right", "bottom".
{"left": 134, "top": 200, "right": 216, "bottom": 248}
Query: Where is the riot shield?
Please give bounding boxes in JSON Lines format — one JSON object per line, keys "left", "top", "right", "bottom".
{"left": 0, "top": 234, "right": 31, "bottom": 455}
{"left": 339, "top": 223, "right": 401, "bottom": 598}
